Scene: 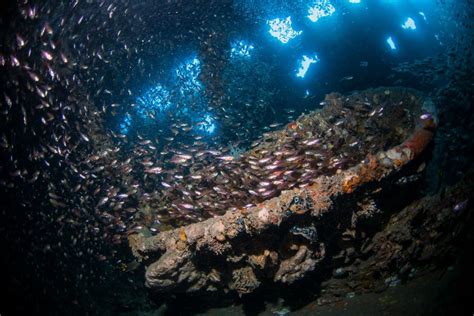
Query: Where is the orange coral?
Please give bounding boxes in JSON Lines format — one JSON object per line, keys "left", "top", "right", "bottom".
{"left": 288, "top": 122, "right": 298, "bottom": 130}
{"left": 342, "top": 174, "right": 361, "bottom": 193}
{"left": 179, "top": 227, "right": 187, "bottom": 242}
{"left": 393, "top": 159, "right": 403, "bottom": 167}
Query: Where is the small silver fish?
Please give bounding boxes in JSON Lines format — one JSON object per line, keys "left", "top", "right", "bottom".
{"left": 41, "top": 50, "right": 53, "bottom": 61}
{"left": 420, "top": 113, "right": 432, "bottom": 120}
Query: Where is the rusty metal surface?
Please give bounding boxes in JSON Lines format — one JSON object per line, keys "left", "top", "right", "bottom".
{"left": 128, "top": 88, "right": 437, "bottom": 295}
{"left": 313, "top": 171, "right": 473, "bottom": 306}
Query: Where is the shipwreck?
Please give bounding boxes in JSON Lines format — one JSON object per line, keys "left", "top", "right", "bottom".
{"left": 126, "top": 87, "right": 471, "bottom": 302}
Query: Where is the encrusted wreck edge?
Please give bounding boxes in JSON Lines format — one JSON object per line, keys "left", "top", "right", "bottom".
{"left": 314, "top": 170, "right": 473, "bottom": 306}
{"left": 128, "top": 117, "right": 436, "bottom": 295}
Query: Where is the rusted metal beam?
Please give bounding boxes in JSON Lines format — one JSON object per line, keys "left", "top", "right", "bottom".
{"left": 128, "top": 88, "right": 436, "bottom": 295}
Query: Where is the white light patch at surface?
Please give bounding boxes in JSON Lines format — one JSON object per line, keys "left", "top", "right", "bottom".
{"left": 175, "top": 56, "right": 202, "bottom": 94}
{"left": 401, "top": 17, "right": 416, "bottom": 30}
{"left": 119, "top": 113, "right": 132, "bottom": 134}
{"left": 135, "top": 84, "right": 172, "bottom": 120}
{"left": 308, "top": 0, "right": 336, "bottom": 23}
{"left": 296, "top": 54, "right": 320, "bottom": 78}
{"left": 419, "top": 12, "right": 427, "bottom": 21}
{"left": 267, "top": 17, "right": 303, "bottom": 44}
{"left": 231, "top": 40, "right": 255, "bottom": 58}
{"left": 386, "top": 36, "right": 397, "bottom": 50}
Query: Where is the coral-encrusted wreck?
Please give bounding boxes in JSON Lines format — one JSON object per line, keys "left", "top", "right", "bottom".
{"left": 128, "top": 87, "right": 455, "bottom": 297}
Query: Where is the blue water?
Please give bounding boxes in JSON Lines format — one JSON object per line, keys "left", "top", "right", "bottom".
{"left": 107, "top": 0, "right": 444, "bottom": 145}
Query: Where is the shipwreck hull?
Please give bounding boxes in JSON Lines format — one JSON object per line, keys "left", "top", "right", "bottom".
{"left": 128, "top": 87, "right": 450, "bottom": 296}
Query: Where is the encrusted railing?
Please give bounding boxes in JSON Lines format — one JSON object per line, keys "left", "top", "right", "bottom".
{"left": 129, "top": 88, "right": 439, "bottom": 296}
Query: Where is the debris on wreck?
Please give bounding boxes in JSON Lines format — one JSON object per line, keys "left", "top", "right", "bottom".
{"left": 128, "top": 87, "right": 454, "bottom": 297}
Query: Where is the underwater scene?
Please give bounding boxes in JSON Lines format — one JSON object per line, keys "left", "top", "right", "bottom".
{"left": 0, "top": 0, "right": 473, "bottom": 315}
